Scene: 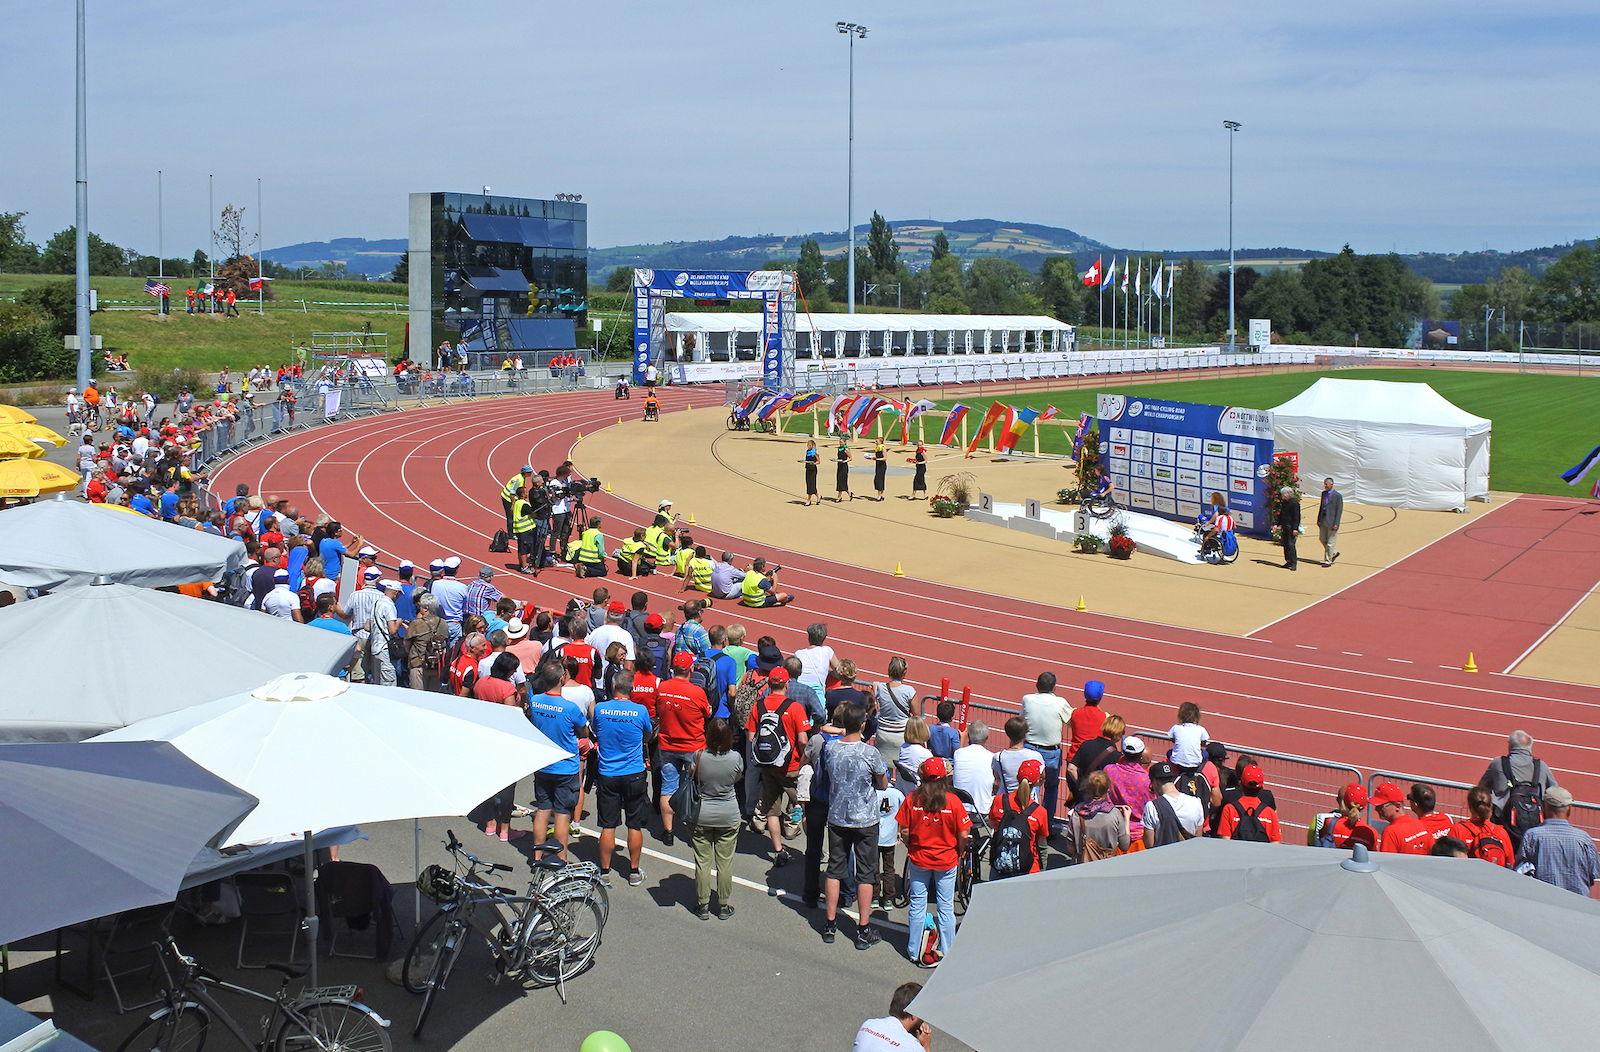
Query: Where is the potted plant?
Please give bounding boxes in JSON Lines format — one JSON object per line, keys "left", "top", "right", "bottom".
{"left": 1058, "top": 487, "right": 1081, "bottom": 505}
{"left": 1074, "top": 532, "right": 1102, "bottom": 553}
{"left": 1261, "top": 453, "right": 1301, "bottom": 523}
{"left": 929, "top": 496, "right": 962, "bottom": 518}
{"left": 1107, "top": 522, "right": 1137, "bottom": 559}
{"left": 930, "top": 471, "right": 978, "bottom": 515}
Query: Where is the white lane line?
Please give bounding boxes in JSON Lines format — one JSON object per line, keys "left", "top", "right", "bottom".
{"left": 1502, "top": 576, "right": 1600, "bottom": 675}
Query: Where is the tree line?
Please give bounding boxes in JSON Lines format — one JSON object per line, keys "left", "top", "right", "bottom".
{"left": 1443, "top": 240, "right": 1598, "bottom": 349}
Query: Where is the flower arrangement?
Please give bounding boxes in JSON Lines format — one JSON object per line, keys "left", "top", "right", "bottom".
{"left": 1107, "top": 534, "right": 1138, "bottom": 559}
{"left": 929, "top": 496, "right": 962, "bottom": 518}
{"left": 1058, "top": 487, "right": 1082, "bottom": 505}
{"left": 1074, "top": 532, "right": 1102, "bottom": 553}
{"left": 1261, "top": 453, "right": 1301, "bottom": 523}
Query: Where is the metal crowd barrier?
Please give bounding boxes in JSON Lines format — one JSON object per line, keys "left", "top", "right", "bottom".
{"left": 1366, "top": 771, "right": 1600, "bottom": 844}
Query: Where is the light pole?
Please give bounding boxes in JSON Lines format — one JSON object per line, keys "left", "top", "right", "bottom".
{"left": 838, "top": 21, "right": 867, "bottom": 314}
{"left": 1224, "top": 120, "right": 1241, "bottom": 350}
{"left": 74, "top": 0, "right": 91, "bottom": 391}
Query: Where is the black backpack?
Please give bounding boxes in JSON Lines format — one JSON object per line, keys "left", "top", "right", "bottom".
{"left": 488, "top": 530, "right": 510, "bottom": 554}
{"left": 644, "top": 635, "right": 670, "bottom": 678}
{"left": 1228, "top": 799, "right": 1273, "bottom": 843}
{"left": 222, "top": 564, "right": 254, "bottom": 607}
{"left": 990, "top": 793, "right": 1041, "bottom": 880}
{"left": 1174, "top": 769, "right": 1210, "bottom": 805}
{"left": 686, "top": 654, "right": 717, "bottom": 697}
{"left": 752, "top": 698, "right": 796, "bottom": 768}
{"left": 1499, "top": 757, "right": 1546, "bottom": 846}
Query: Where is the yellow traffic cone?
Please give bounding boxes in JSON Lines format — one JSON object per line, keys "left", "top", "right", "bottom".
{"left": 689, "top": 512, "right": 697, "bottom": 525}
{"left": 1464, "top": 652, "right": 1479, "bottom": 673}
{"left": 687, "top": 403, "right": 692, "bottom": 410}
{"left": 576, "top": 432, "right": 583, "bottom": 440}
{"left": 618, "top": 417, "right": 623, "bottom": 425}
{"left": 604, "top": 482, "right": 612, "bottom": 494}
{"left": 894, "top": 562, "right": 905, "bottom": 578}
{"left": 1076, "top": 595, "right": 1087, "bottom": 613}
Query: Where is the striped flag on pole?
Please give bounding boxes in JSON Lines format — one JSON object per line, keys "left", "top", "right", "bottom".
{"left": 939, "top": 404, "right": 970, "bottom": 447}
{"left": 1560, "top": 444, "right": 1600, "bottom": 487}
{"left": 144, "top": 277, "right": 169, "bottom": 298}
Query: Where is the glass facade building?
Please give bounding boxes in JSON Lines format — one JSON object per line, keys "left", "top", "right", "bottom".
{"left": 407, "top": 191, "right": 587, "bottom": 366}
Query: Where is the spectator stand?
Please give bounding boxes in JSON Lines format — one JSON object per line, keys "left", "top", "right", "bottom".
{"left": 309, "top": 332, "right": 397, "bottom": 418}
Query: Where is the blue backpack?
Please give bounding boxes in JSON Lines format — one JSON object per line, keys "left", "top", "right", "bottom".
{"left": 1221, "top": 531, "right": 1238, "bottom": 557}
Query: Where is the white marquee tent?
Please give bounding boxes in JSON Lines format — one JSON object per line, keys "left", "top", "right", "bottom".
{"left": 665, "top": 311, "right": 1072, "bottom": 359}
{"left": 1270, "top": 378, "right": 1491, "bottom": 511}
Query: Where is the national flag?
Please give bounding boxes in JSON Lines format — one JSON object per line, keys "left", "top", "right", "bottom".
{"left": 1167, "top": 267, "right": 1175, "bottom": 296}
{"left": 1082, "top": 258, "right": 1102, "bottom": 288}
{"left": 1151, "top": 262, "right": 1164, "bottom": 299}
{"left": 848, "top": 396, "right": 889, "bottom": 433}
{"left": 901, "top": 398, "right": 937, "bottom": 443}
{"left": 998, "top": 406, "right": 1041, "bottom": 452}
{"left": 734, "top": 388, "right": 771, "bottom": 420}
{"left": 1072, "top": 412, "right": 1094, "bottom": 457}
{"left": 202, "top": 283, "right": 215, "bottom": 296}
{"left": 966, "top": 402, "right": 1014, "bottom": 458}
{"left": 1103, "top": 259, "right": 1116, "bottom": 292}
{"left": 1135, "top": 258, "right": 1142, "bottom": 296}
{"left": 1561, "top": 444, "right": 1600, "bottom": 487}
{"left": 143, "top": 277, "right": 169, "bottom": 298}
{"left": 248, "top": 275, "right": 266, "bottom": 291}
{"left": 789, "top": 391, "right": 825, "bottom": 412}
{"left": 756, "top": 392, "right": 792, "bottom": 422}
{"left": 1039, "top": 404, "right": 1061, "bottom": 423}
{"left": 1120, "top": 259, "right": 1129, "bottom": 293}
{"left": 938, "top": 404, "right": 970, "bottom": 447}
{"left": 829, "top": 394, "right": 859, "bottom": 434}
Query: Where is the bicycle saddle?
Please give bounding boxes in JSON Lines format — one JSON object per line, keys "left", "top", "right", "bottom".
{"left": 534, "top": 856, "right": 568, "bottom": 872}
{"left": 265, "top": 962, "right": 310, "bottom": 979}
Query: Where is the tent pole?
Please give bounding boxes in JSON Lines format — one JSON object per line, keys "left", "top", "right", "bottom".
{"left": 303, "top": 830, "right": 320, "bottom": 987}
{"left": 414, "top": 820, "right": 422, "bottom": 929}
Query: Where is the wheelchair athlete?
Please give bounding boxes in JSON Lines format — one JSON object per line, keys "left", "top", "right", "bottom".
{"left": 1198, "top": 496, "right": 1238, "bottom": 562}
{"left": 643, "top": 391, "right": 660, "bottom": 421}
{"left": 1083, "top": 467, "right": 1118, "bottom": 517}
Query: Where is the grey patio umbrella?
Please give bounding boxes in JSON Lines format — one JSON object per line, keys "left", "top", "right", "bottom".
{"left": 913, "top": 839, "right": 1600, "bottom": 1052}
{"left": 0, "top": 498, "right": 245, "bottom": 590}
{"left": 0, "top": 581, "right": 357, "bottom": 742}
{"left": 0, "top": 740, "right": 257, "bottom": 946}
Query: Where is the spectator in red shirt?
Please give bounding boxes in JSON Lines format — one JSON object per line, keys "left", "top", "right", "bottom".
{"left": 988, "top": 757, "right": 1050, "bottom": 875}
{"left": 747, "top": 668, "right": 809, "bottom": 864}
{"left": 1408, "top": 783, "right": 1454, "bottom": 841}
{"left": 897, "top": 757, "right": 971, "bottom": 966}
{"left": 1375, "top": 781, "right": 1441, "bottom": 854}
{"left": 450, "top": 632, "right": 488, "bottom": 696}
{"left": 1066, "top": 680, "right": 1107, "bottom": 755}
{"left": 1214, "top": 764, "right": 1283, "bottom": 842}
{"left": 656, "top": 651, "right": 712, "bottom": 845}
{"left": 629, "top": 653, "right": 660, "bottom": 721}
{"left": 1447, "top": 783, "right": 1515, "bottom": 867}
{"left": 1310, "top": 783, "right": 1378, "bottom": 849}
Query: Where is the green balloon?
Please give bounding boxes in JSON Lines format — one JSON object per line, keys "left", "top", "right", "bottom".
{"left": 580, "top": 1032, "right": 631, "bottom": 1052}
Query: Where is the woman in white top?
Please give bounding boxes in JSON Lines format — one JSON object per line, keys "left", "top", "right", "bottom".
{"left": 896, "top": 716, "right": 934, "bottom": 797}
{"left": 793, "top": 622, "right": 835, "bottom": 692}
{"left": 873, "top": 655, "right": 916, "bottom": 766}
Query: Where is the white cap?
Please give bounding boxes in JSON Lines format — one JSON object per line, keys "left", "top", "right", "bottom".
{"left": 398, "top": 559, "right": 415, "bottom": 571}
{"left": 444, "top": 556, "right": 462, "bottom": 569}
{"left": 428, "top": 559, "right": 444, "bottom": 571}
{"left": 380, "top": 579, "right": 400, "bottom": 592}
{"left": 658, "top": 499, "right": 673, "bottom": 509}
{"left": 1122, "top": 736, "right": 1146, "bottom": 756}
{"left": 363, "top": 567, "right": 382, "bottom": 579}
{"left": 273, "top": 569, "right": 289, "bottom": 580}
{"left": 358, "top": 546, "right": 379, "bottom": 557}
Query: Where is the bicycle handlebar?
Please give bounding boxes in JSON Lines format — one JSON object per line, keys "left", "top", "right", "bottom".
{"left": 443, "top": 828, "right": 514, "bottom": 872}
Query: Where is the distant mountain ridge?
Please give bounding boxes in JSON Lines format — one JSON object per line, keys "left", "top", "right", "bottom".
{"left": 261, "top": 238, "right": 406, "bottom": 277}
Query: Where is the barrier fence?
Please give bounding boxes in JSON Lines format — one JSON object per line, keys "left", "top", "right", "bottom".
{"left": 913, "top": 694, "right": 1595, "bottom": 846}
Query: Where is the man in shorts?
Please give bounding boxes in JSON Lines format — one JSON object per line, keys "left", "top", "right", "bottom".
{"left": 526, "top": 663, "right": 591, "bottom": 861}
{"left": 593, "top": 670, "right": 654, "bottom": 887}
{"left": 822, "top": 702, "right": 890, "bottom": 950}
{"left": 749, "top": 668, "right": 809, "bottom": 864}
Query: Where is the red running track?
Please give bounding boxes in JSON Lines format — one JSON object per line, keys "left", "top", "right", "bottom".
{"left": 1255, "top": 496, "right": 1600, "bottom": 675}
{"left": 212, "top": 391, "right": 1600, "bottom": 801}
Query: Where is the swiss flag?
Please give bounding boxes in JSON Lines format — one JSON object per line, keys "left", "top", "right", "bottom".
{"left": 1082, "top": 258, "right": 1102, "bottom": 287}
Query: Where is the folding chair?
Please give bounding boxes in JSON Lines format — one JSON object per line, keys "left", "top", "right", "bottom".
{"left": 235, "top": 872, "right": 303, "bottom": 969}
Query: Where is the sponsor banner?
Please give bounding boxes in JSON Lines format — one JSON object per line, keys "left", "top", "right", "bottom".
{"left": 1097, "top": 394, "right": 1275, "bottom": 536}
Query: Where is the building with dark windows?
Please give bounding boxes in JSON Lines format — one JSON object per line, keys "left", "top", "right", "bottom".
{"left": 406, "top": 191, "right": 587, "bottom": 367}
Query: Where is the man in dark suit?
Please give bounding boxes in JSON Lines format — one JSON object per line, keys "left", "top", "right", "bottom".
{"left": 1277, "top": 486, "right": 1301, "bottom": 570}
{"left": 1318, "top": 477, "right": 1343, "bottom": 567}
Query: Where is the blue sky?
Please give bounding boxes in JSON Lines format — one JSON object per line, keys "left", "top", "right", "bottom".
{"left": 2, "top": 1, "right": 1596, "bottom": 258}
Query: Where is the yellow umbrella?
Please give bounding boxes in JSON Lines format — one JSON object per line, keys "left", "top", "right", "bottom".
{"left": 95, "top": 501, "right": 144, "bottom": 515}
{"left": 0, "top": 433, "right": 44, "bottom": 459}
{"left": 0, "top": 421, "right": 68, "bottom": 448}
{"left": 0, "top": 458, "right": 79, "bottom": 498}
{"left": 0, "top": 406, "right": 39, "bottom": 425}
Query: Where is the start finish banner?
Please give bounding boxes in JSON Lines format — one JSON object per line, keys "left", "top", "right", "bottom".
{"left": 633, "top": 269, "right": 790, "bottom": 388}
{"left": 1097, "top": 394, "right": 1276, "bottom": 535}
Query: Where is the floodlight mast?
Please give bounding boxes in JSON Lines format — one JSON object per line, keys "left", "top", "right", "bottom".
{"left": 74, "top": 0, "right": 91, "bottom": 390}
{"left": 1224, "top": 120, "right": 1241, "bottom": 351}
{"left": 839, "top": 21, "right": 867, "bottom": 314}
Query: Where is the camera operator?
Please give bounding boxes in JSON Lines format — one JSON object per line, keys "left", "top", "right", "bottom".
{"left": 527, "top": 471, "right": 554, "bottom": 571}
{"left": 738, "top": 556, "right": 794, "bottom": 608}
{"left": 548, "top": 463, "right": 576, "bottom": 559}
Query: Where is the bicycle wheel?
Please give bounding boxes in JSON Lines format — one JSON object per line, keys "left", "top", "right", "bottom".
{"left": 523, "top": 896, "right": 605, "bottom": 986}
{"left": 116, "top": 1004, "right": 210, "bottom": 1052}
{"left": 402, "top": 908, "right": 452, "bottom": 994}
{"left": 412, "top": 923, "right": 467, "bottom": 1039}
{"left": 954, "top": 850, "right": 974, "bottom": 916}
{"left": 539, "top": 872, "right": 611, "bottom": 925}
{"left": 276, "top": 1001, "right": 391, "bottom": 1052}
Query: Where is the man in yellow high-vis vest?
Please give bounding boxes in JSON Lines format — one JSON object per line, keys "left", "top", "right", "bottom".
{"left": 500, "top": 464, "right": 532, "bottom": 535}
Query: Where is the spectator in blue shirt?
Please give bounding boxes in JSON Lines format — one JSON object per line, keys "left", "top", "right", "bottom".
{"left": 675, "top": 599, "right": 710, "bottom": 658}
{"left": 129, "top": 485, "right": 157, "bottom": 519}
{"left": 705, "top": 626, "right": 740, "bottom": 720}
{"left": 526, "top": 663, "right": 590, "bottom": 862}
{"left": 317, "top": 521, "right": 363, "bottom": 587}
{"left": 927, "top": 699, "right": 961, "bottom": 760}
{"left": 285, "top": 537, "right": 310, "bottom": 593}
{"left": 393, "top": 561, "right": 418, "bottom": 622}
{"left": 592, "top": 670, "right": 655, "bottom": 886}
{"left": 223, "top": 483, "right": 250, "bottom": 518}
{"left": 157, "top": 482, "right": 180, "bottom": 521}
{"left": 1517, "top": 787, "right": 1600, "bottom": 895}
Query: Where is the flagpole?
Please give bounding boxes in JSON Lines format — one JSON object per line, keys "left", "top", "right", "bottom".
{"left": 257, "top": 177, "right": 264, "bottom": 316}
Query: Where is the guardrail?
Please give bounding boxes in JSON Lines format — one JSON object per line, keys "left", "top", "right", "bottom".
{"left": 1366, "top": 771, "right": 1600, "bottom": 845}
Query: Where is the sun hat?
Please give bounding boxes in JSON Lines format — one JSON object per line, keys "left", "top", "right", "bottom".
{"left": 754, "top": 643, "right": 784, "bottom": 671}
{"left": 505, "top": 619, "right": 530, "bottom": 641}
{"left": 478, "top": 565, "right": 494, "bottom": 580}
{"left": 444, "top": 556, "right": 461, "bottom": 570}
{"left": 1083, "top": 680, "right": 1105, "bottom": 703}
{"left": 767, "top": 667, "right": 790, "bottom": 685}
{"left": 1121, "top": 736, "right": 1146, "bottom": 757}
{"left": 1339, "top": 783, "right": 1368, "bottom": 808}
{"left": 644, "top": 613, "right": 664, "bottom": 631}
{"left": 672, "top": 651, "right": 695, "bottom": 671}
{"left": 1369, "top": 781, "right": 1405, "bottom": 808}
{"left": 1240, "top": 764, "right": 1265, "bottom": 790}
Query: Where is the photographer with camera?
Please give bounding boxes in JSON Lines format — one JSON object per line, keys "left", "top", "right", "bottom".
{"left": 548, "top": 463, "right": 577, "bottom": 558}
{"left": 569, "top": 515, "right": 608, "bottom": 579}
{"left": 739, "top": 556, "right": 794, "bottom": 608}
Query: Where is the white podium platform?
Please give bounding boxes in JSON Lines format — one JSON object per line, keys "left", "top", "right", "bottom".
{"left": 964, "top": 497, "right": 1204, "bottom": 564}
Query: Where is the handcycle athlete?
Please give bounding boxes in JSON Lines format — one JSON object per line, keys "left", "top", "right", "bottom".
{"left": 1081, "top": 466, "right": 1118, "bottom": 518}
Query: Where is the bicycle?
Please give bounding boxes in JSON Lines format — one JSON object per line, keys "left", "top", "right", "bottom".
{"left": 115, "top": 938, "right": 391, "bottom": 1052}
{"left": 400, "top": 832, "right": 606, "bottom": 1037}
{"left": 1080, "top": 491, "right": 1118, "bottom": 519}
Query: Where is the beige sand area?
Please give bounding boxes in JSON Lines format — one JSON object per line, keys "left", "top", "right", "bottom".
{"left": 1509, "top": 589, "right": 1600, "bottom": 685}
{"left": 573, "top": 407, "right": 1503, "bottom": 637}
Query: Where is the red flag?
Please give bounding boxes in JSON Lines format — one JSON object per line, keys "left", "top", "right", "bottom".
{"left": 1082, "top": 258, "right": 1102, "bottom": 288}
{"left": 966, "top": 402, "right": 1014, "bottom": 458}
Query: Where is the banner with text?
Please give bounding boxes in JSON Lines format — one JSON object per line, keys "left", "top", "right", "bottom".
{"left": 1096, "top": 394, "right": 1275, "bottom": 534}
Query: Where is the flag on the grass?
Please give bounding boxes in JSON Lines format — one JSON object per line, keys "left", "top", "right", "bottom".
{"left": 756, "top": 392, "right": 792, "bottom": 422}
{"left": 998, "top": 405, "right": 1042, "bottom": 452}
{"left": 901, "top": 398, "right": 937, "bottom": 444}
{"left": 789, "top": 391, "right": 824, "bottom": 412}
{"left": 939, "top": 404, "right": 970, "bottom": 447}
{"left": 848, "top": 396, "right": 890, "bottom": 433}
{"left": 829, "top": 394, "right": 859, "bottom": 434}
{"left": 1083, "top": 258, "right": 1102, "bottom": 288}
{"left": 1151, "top": 262, "right": 1163, "bottom": 299}
{"left": 966, "top": 402, "right": 1014, "bottom": 457}
{"left": 1561, "top": 444, "right": 1600, "bottom": 489}
{"left": 144, "top": 277, "right": 169, "bottom": 298}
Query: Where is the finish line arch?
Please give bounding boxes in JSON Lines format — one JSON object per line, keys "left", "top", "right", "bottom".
{"left": 632, "top": 268, "right": 795, "bottom": 387}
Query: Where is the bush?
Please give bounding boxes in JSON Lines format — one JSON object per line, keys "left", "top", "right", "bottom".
{"left": 933, "top": 471, "right": 978, "bottom": 509}
{"left": 0, "top": 302, "right": 74, "bottom": 383}
{"left": 133, "top": 366, "right": 209, "bottom": 402}
{"left": 929, "top": 496, "right": 962, "bottom": 518}
{"left": 1058, "top": 487, "right": 1081, "bottom": 504}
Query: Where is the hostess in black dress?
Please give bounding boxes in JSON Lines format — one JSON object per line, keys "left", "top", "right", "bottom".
{"left": 912, "top": 449, "right": 927, "bottom": 494}
{"left": 805, "top": 448, "right": 819, "bottom": 496}
{"left": 873, "top": 449, "right": 887, "bottom": 493}
{"left": 836, "top": 446, "right": 851, "bottom": 494}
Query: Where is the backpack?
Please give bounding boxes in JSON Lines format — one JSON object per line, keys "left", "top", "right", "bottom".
{"left": 1467, "top": 827, "right": 1513, "bottom": 867}
{"left": 1221, "top": 531, "right": 1238, "bottom": 557}
{"left": 731, "top": 670, "right": 769, "bottom": 733}
{"left": 1076, "top": 812, "right": 1121, "bottom": 863}
{"left": 686, "top": 654, "right": 716, "bottom": 697}
{"left": 1228, "top": 798, "right": 1273, "bottom": 843}
{"left": 1150, "top": 795, "right": 1195, "bottom": 847}
{"left": 810, "top": 739, "right": 832, "bottom": 803}
{"left": 1173, "top": 770, "right": 1210, "bottom": 805}
{"left": 1499, "top": 757, "right": 1546, "bottom": 846}
{"left": 297, "top": 580, "right": 317, "bottom": 618}
{"left": 1309, "top": 811, "right": 1341, "bottom": 849}
{"left": 753, "top": 698, "right": 797, "bottom": 768}
{"left": 417, "top": 616, "right": 449, "bottom": 671}
{"left": 488, "top": 530, "right": 509, "bottom": 554}
{"left": 990, "top": 793, "right": 1041, "bottom": 880}
{"left": 643, "top": 635, "right": 670, "bottom": 678}
{"left": 222, "top": 564, "right": 253, "bottom": 607}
